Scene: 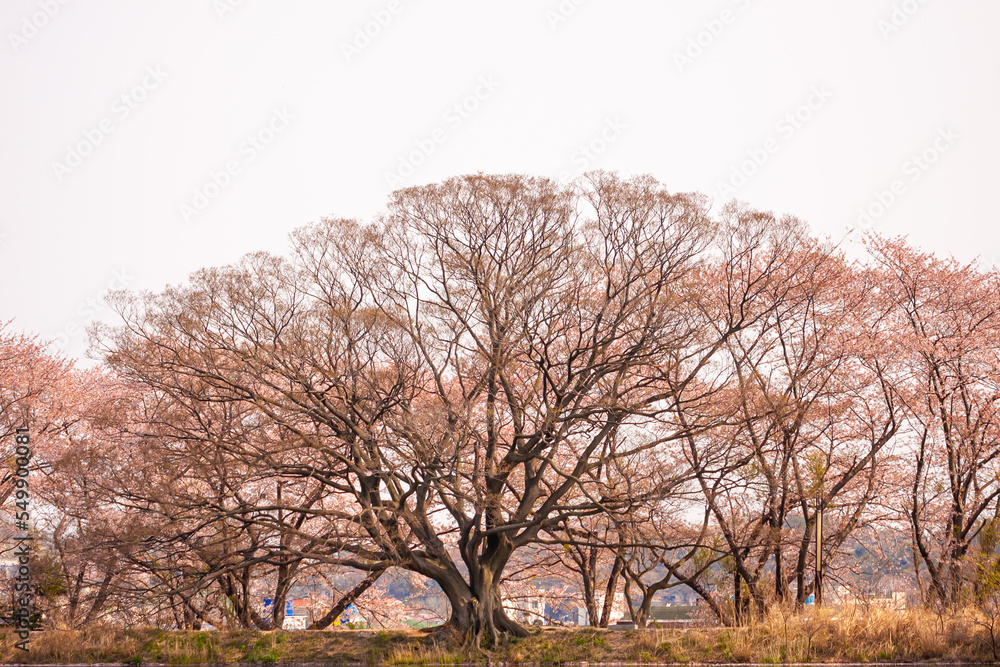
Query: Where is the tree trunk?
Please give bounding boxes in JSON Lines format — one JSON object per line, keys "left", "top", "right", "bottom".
{"left": 598, "top": 555, "right": 623, "bottom": 627}
{"left": 429, "top": 560, "right": 528, "bottom": 647}
{"left": 271, "top": 559, "right": 300, "bottom": 629}
{"left": 582, "top": 547, "right": 598, "bottom": 627}
{"left": 81, "top": 567, "right": 117, "bottom": 625}
{"left": 733, "top": 569, "right": 744, "bottom": 625}
{"left": 309, "top": 570, "right": 384, "bottom": 629}
{"left": 635, "top": 593, "right": 653, "bottom": 629}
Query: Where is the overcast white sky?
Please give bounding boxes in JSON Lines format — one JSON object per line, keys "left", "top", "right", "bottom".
{"left": 2, "top": 1, "right": 999, "bottom": 364}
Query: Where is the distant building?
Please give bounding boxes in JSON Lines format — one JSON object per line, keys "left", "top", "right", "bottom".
{"left": 262, "top": 598, "right": 318, "bottom": 630}
{"left": 503, "top": 595, "right": 547, "bottom": 625}
{"left": 282, "top": 615, "right": 307, "bottom": 630}
{"left": 648, "top": 605, "right": 699, "bottom": 626}
{"left": 0, "top": 559, "right": 17, "bottom": 579}
{"left": 832, "top": 585, "right": 907, "bottom": 610}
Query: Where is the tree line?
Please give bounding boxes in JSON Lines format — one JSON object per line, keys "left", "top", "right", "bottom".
{"left": 2, "top": 172, "right": 999, "bottom": 645}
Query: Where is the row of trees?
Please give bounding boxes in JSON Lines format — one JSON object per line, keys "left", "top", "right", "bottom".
{"left": 3, "top": 173, "right": 1000, "bottom": 645}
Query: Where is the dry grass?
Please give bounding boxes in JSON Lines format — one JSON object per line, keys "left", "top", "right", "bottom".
{"left": 617, "top": 605, "right": 999, "bottom": 664}
{"left": 1, "top": 607, "right": 998, "bottom": 664}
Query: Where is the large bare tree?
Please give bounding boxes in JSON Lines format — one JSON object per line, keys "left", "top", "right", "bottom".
{"left": 96, "top": 173, "right": 757, "bottom": 643}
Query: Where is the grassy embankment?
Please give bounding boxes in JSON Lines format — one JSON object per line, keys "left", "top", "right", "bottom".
{"left": 4, "top": 606, "right": 1000, "bottom": 664}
